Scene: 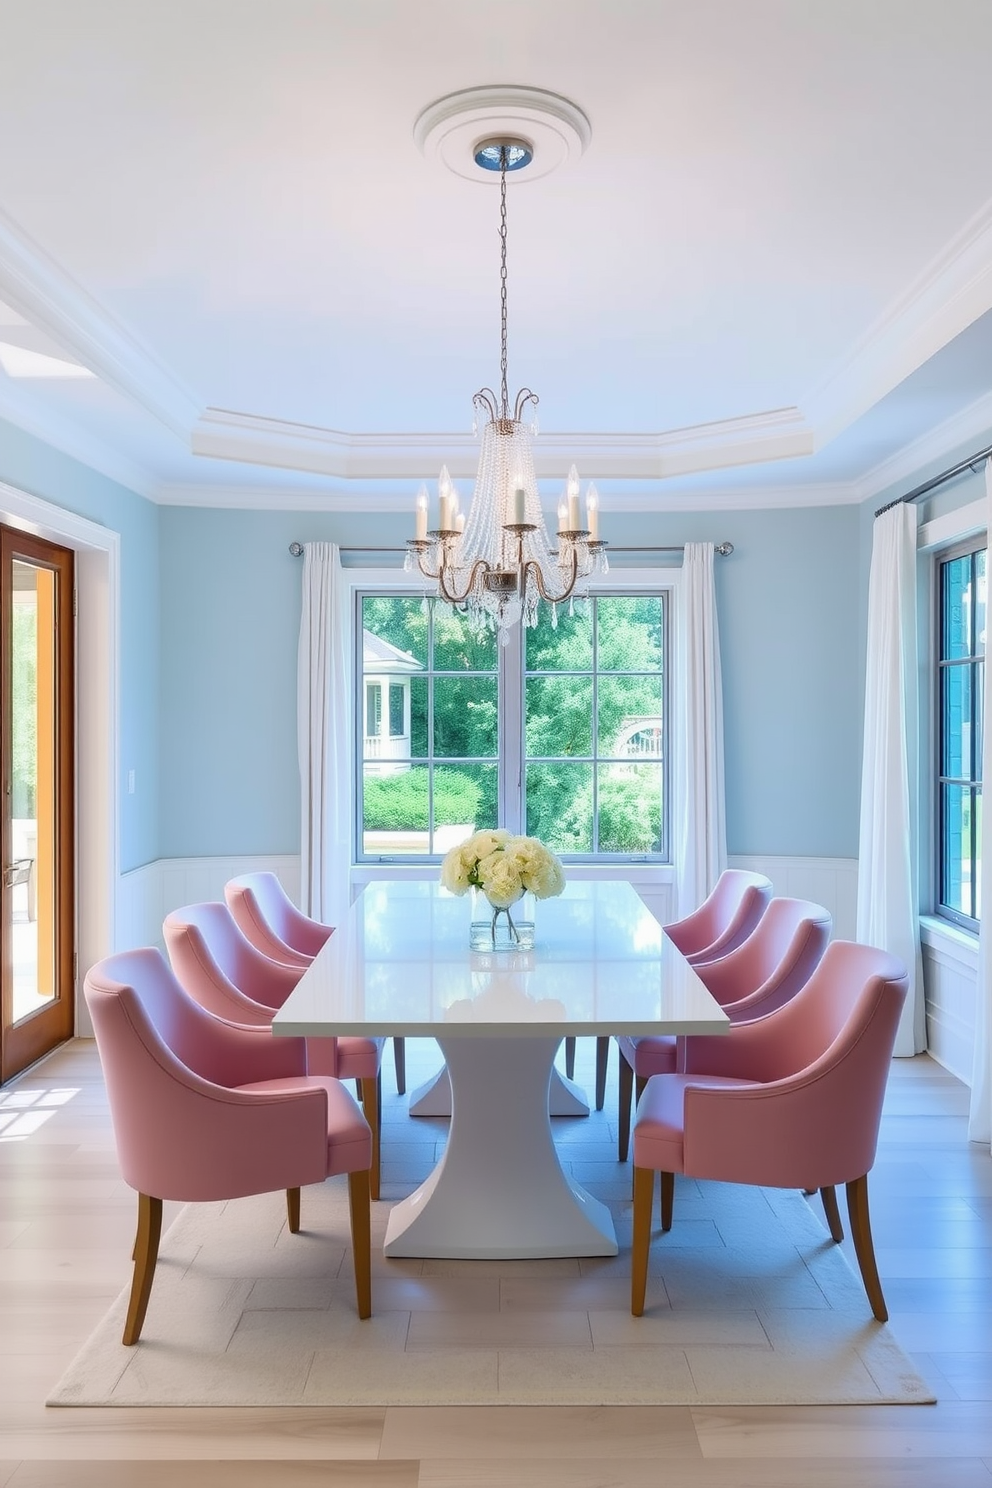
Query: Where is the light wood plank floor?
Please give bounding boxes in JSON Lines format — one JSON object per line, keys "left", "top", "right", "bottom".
{"left": 1, "top": 1037, "right": 990, "bottom": 1487}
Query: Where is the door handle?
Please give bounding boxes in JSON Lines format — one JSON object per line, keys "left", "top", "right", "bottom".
{"left": 3, "top": 860, "right": 31, "bottom": 890}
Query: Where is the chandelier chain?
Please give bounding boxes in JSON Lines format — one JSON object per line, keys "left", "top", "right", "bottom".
{"left": 499, "top": 147, "right": 508, "bottom": 419}
{"left": 406, "top": 130, "right": 607, "bottom": 633}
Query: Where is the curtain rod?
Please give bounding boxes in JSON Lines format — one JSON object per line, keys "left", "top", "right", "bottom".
{"left": 288, "top": 541, "right": 734, "bottom": 557}
{"left": 874, "top": 443, "right": 992, "bottom": 519}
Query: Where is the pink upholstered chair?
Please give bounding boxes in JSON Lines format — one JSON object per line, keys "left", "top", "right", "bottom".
{"left": 164, "top": 901, "right": 384, "bottom": 1199}
{"left": 225, "top": 871, "right": 408, "bottom": 1098}
{"left": 664, "top": 868, "right": 773, "bottom": 964}
{"left": 564, "top": 871, "right": 772, "bottom": 1111}
{"left": 225, "top": 871, "right": 332, "bottom": 965}
{"left": 630, "top": 940, "right": 909, "bottom": 1321}
{"left": 84, "top": 948, "right": 372, "bottom": 1344}
{"left": 615, "top": 897, "right": 832, "bottom": 1161}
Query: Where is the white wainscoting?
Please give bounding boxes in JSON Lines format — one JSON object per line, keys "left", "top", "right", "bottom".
{"left": 727, "top": 855, "right": 859, "bottom": 940}
{"left": 75, "top": 853, "right": 302, "bottom": 1039}
{"left": 119, "top": 853, "right": 857, "bottom": 952}
{"left": 919, "top": 918, "right": 978, "bottom": 1086}
{"left": 109, "top": 851, "right": 975, "bottom": 1086}
{"left": 116, "top": 855, "right": 302, "bottom": 956}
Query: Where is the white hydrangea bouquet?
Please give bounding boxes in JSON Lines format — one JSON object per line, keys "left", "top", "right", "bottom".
{"left": 440, "top": 829, "right": 565, "bottom": 949}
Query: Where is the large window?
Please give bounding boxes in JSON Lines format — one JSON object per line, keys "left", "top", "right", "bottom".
{"left": 936, "top": 540, "right": 986, "bottom": 926}
{"left": 357, "top": 590, "right": 669, "bottom": 861}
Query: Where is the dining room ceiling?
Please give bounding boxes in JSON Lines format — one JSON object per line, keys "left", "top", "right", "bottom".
{"left": 2, "top": 0, "right": 992, "bottom": 511}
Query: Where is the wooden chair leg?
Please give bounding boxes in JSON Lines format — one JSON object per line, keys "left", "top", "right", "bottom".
{"left": 564, "top": 1036, "right": 576, "bottom": 1080}
{"left": 595, "top": 1036, "right": 609, "bottom": 1111}
{"left": 820, "top": 1184, "right": 844, "bottom": 1242}
{"left": 123, "top": 1192, "right": 162, "bottom": 1346}
{"left": 660, "top": 1170, "right": 674, "bottom": 1232}
{"left": 631, "top": 1165, "right": 654, "bottom": 1316}
{"left": 360, "top": 1075, "right": 381, "bottom": 1201}
{"left": 618, "top": 1051, "right": 633, "bottom": 1163}
{"left": 347, "top": 1167, "right": 372, "bottom": 1320}
{"left": 393, "top": 1036, "right": 406, "bottom": 1096}
{"left": 286, "top": 1186, "right": 301, "bottom": 1233}
{"left": 846, "top": 1174, "right": 887, "bottom": 1321}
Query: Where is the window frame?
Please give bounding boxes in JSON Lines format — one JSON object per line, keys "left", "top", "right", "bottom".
{"left": 934, "top": 534, "right": 986, "bottom": 932}
{"left": 352, "top": 568, "right": 677, "bottom": 867}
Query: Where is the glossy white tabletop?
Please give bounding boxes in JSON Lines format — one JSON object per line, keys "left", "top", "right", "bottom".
{"left": 273, "top": 879, "right": 729, "bottom": 1040}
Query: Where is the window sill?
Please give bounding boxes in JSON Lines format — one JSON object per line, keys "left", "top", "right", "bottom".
{"left": 351, "top": 861, "right": 676, "bottom": 888}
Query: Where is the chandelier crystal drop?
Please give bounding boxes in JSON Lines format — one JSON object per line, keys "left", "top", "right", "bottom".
{"left": 406, "top": 137, "right": 606, "bottom": 638}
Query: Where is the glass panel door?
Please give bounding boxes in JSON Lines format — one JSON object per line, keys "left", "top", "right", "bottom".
{"left": 1, "top": 528, "right": 74, "bottom": 1083}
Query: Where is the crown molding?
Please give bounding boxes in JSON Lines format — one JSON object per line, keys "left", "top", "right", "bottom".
{"left": 154, "top": 482, "right": 349, "bottom": 510}
{"left": 608, "top": 481, "right": 861, "bottom": 512}
{"left": 151, "top": 476, "right": 862, "bottom": 513}
{"left": 804, "top": 193, "right": 992, "bottom": 447}
{"left": 0, "top": 378, "right": 156, "bottom": 499}
{"left": 850, "top": 387, "right": 992, "bottom": 506}
{"left": 190, "top": 403, "right": 816, "bottom": 482}
{"left": 0, "top": 205, "right": 201, "bottom": 438}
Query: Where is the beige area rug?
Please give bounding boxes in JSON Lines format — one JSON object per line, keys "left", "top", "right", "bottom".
{"left": 48, "top": 1172, "right": 934, "bottom": 1407}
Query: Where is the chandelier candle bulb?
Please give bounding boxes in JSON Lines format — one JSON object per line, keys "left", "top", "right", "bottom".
{"left": 586, "top": 485, "right": 599, "bottom": 541}
{"left": 512, "top": 488, "right": 527, "bottom": 525}
{"left": 566, "top": 465, "right": 581, "bottom": 532}
{"left": 415, "top": 487, "right": 429, "bottom": 541}
{"left": 558, "top": 500, "right": 568, "bottom": 535}
{"left": 455, "top": 512, "right": 466, "bottom": 534}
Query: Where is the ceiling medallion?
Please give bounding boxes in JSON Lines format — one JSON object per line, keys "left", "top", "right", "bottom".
{"left": 407, "top": 102, "right": 605, "bottom": 639}
{"left": 413, "top": 85, "right": 591, "bottom": 183}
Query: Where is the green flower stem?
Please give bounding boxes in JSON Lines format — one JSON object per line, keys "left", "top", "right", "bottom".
{"left": 490, "top": 905, "right": 520, "bottom": 945}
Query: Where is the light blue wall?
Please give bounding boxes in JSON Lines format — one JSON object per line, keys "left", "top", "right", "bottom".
{"left": 158, "top": 501, "right": 864, "bottom": 860}
{"left": 159, "top": 508, "right": 305, "bottom": 857}
{"left": 607, "top": 507, "right": 863, "bottom": 858}
{"left": 0, "top": 419, "right": 159, "bottom": 872}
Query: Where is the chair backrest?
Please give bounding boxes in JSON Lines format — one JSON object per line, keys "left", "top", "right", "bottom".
{"left": 84, "top": 947, "right": 316, "bottom": 1202}
{"left": 224, "top": 872, "right": 333, "bottom": 963}
{"left": 664, "top": 869, "right": 773, "bottom": 963}
{"left": 696, "top": 897, "right": 831, "bottom": 1017}
{"left": 772, "top": 940, "right": 907, "bottom": 1085}
{"left": 683, "top": 940, "right": 908, "bottom": 1187}
{"left": 164, "top": 901, "right": 301, "bottom": 1023}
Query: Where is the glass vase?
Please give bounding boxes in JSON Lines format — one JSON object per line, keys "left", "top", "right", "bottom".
{"left": 469, "top": 888, "right": 536, "bottom": 952}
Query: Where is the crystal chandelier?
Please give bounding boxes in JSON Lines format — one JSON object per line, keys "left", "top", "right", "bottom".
{"left": 407, "top": 137, "right": 607, "bottom": 637}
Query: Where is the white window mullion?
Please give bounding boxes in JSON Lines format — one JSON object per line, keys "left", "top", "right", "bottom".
{"left": 500, "top": 633, "right": 524, "bottom": 833}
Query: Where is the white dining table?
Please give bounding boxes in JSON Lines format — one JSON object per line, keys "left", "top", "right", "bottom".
{"left": 273, "top": 878, "right": 728, "bottom": 1260}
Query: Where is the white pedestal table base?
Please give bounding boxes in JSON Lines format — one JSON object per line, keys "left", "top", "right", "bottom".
{"left": 383, "top": 1036, "right": 617, "bottom": 1259}
{"left": 408, "top": 1059, "right": 590, "bottom": 1118}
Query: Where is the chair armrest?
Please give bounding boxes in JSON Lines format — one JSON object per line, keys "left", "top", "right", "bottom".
{"left": 681, "top": 1064, "right": 881, "bottom": 1190}
{"left": 109, "top": 1016, "right": 330, "bottom": 1200}
{"left": 680, "top": 1012, "right": 788, "bottom": 1082}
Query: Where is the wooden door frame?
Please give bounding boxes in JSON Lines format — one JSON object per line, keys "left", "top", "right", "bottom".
{"left": 1, "top": 530, "right": 75, "bottom": 1078}
{"left": 0, "top": 481, "right": 120, "bottom": 1057}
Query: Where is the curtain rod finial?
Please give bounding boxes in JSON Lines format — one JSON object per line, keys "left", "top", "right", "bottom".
{"left": 716, "top": 542, "right": 734, "bottom": 557}
{"left": 289, "top": 542, "right": 304, "bottom": 557}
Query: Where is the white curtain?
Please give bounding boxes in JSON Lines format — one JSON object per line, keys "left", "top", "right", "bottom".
{"left": 673, "top": 541, "right": 727, "bottom": 917}
{"left": 856, "top": 502, "right": 925, "bottom": 1056}
{"left": 297, "top": 542, "right": 352, "bottom": 926}
{"left": 969, "top": 462, "right": 992, "bottom": 1144}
